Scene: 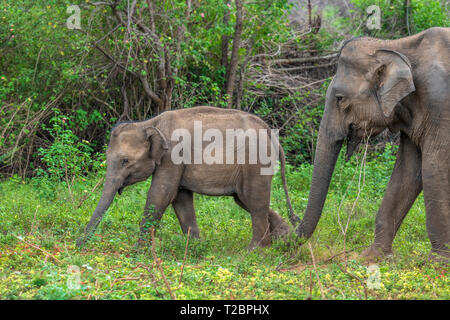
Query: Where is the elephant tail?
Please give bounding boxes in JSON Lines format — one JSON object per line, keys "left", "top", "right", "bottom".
{"left": 279, "top": 145, "right": 301, "bottom": 227}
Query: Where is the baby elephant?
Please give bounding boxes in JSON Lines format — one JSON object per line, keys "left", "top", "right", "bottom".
{"left": 76, "top": 106, "right": 299, "bottom": 249}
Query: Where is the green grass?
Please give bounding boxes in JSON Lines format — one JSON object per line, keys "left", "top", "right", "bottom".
{"left": 0, "top": 148, "right": 448, "bottom": 300}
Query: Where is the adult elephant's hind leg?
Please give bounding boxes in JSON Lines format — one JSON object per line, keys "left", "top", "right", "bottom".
{"left": 172, "top": 189, "right": 200, "bottom": 238}
{"left": 362, "top": 133, "right": 422, "bottom": 261}
{"left": 421, "top": 147, "right": 450, "bottom": 262}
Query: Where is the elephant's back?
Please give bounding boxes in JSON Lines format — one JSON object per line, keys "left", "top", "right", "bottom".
{"left": 163, "top": 106, "right": 272, "bottom": 131}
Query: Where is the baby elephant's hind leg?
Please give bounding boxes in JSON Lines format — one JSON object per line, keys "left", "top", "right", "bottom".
{"left": 234, "top": 197, "right": 290, "bottom": 238}
{"left": 268, "top": 209, "right": 291, "bottom": 238}
{"left": 233, "top": 195, "right": 271, "bottom": 248}
{"left": 172, "top": 189, "right": 200, "bottom": 238}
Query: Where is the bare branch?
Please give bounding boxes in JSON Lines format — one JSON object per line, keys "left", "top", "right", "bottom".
{"left": 271, "top": 53, "right": 339, "bottom": 65}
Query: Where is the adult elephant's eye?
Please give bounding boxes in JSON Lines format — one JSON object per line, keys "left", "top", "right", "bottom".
{"left": 336, "top": 95, "right": 343, "bottom": 106}
{"left": 121, "top": 158, "right": 129, "bottom": 167}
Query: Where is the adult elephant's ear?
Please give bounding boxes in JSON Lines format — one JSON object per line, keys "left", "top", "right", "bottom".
{"left": 144, "top": 126, "right": 169, "bottom": 166}
{"left": 374, "top": 49, "right": 415, "bottom": 117}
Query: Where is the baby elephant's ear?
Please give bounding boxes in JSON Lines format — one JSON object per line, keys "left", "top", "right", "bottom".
{"left": 144, "top": 126, "right": 169, "bottom": 166}
{"left": 373, "top": 49, "right": 415, "bottom": 117}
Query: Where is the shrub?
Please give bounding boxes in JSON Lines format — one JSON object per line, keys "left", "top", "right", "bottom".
{"left": 36, "top": 111, "right": 103, "bottom": 182}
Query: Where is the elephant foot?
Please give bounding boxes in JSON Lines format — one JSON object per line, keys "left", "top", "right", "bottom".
{"left": 76, "top": 237, "right": 86, "bottom": 248}
{"left": 136, "top": 236, "right": 151, "bottom": 247}
{"left": 428, "top": 249, "right": 450, "bottom": 264}
{"left": 132, "top": 238, "right": 151, "bottom": 254}
{"left": 270, "top": 220, "right": 290, "bottom": 238}
{"left": 248, "top": 237, "right": 272, "bottom": 251}
{"left": 268, "top": 209, "right": 291, "bottom": 239}
{"left": 76, "top": 234, "right": 92, "bottom": 248}
{"left": 185, "top": 226, "right": 200, "bottom": 239}
{"left": 361, "top": 245, "right": 393, "bottom": 262}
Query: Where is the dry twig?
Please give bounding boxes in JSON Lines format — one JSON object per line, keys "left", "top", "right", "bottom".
{"left": 13, "top": 234, "right": 62, "bottom": 264}
{"left": 150, "top": 228, "right": 176, "bottom": 300}
{"left": 76, "top": 177, "right": 105, "bottom": 209}
{"left": 178, "top": 227, "right": 191, "bottom": 285}
{"left": 307, "top": 242, "right": 326, "bottom": 299}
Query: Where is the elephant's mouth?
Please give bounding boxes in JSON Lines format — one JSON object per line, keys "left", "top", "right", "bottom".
{"left": 345, "top": 125, "right": 362, "bottom": 161}
{"left": 117, "top": 175, "right": 131, "bottom": 195}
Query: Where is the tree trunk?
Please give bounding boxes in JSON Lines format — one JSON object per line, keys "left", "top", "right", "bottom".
{"left": 308, "top": 0, "right": 312, "bottom": 29}
{"left": 235, "top": 37, "right": 255, "bottom": 110}
{"left": 226, "top": 0, "right": 243, "bottom": 109}
{"left": 404, "top": 0, "right": 411, "bottom": 35}
{"left": 220, "top": 1, "right": 231, "bottom": 71}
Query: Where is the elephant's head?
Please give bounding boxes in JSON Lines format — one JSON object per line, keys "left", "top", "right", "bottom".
{"left": 78, "top": 122, "right": 168, "bottom": 245}
{"left": 296, "top": 39, "right": 415, "bottom": 239}
{"left": 106, "top": 123, "right": 168, "bottom": 195}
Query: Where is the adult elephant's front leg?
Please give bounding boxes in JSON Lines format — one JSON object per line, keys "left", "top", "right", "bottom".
{"left": 138, "top": 167, "right": 183, "bottom": 245}
{"left": 362, "top": 133, "right": 423, "bottom": 260}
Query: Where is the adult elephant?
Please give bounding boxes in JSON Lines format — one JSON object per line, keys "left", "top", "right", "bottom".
{"left": 297, "top": 27, "right": 449, "bottom": 262}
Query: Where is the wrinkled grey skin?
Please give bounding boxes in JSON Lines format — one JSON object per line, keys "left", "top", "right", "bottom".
{"left": 76, "top": 106, "right": 298, "bottom": 249}
{"left": 298, "top": 27, "right": 450, "bottom": 262}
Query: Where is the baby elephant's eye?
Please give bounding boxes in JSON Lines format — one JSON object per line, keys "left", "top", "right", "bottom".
{"left": 336, "top": 95, "right": 344, "bottom": 106}
{"left": 121, "top": 158, "right": 129, "bottom": 167}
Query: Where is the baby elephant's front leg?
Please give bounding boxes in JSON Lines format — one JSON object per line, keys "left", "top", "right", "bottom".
{"left": 137, "top": 168, "right": 182, "bottom": 245}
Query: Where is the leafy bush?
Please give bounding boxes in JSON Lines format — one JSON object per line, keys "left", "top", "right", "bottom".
{"left": 1, "top": 0, "right": 449, "bottom": 177}
{"left": 412, "top": 0, "right": 449, "bottom": 32}
{"left": 36, "top": 111, "right": 103, "bottom": 181}
{"left": 351, "top": 0, "right": 449, "bottom": 37}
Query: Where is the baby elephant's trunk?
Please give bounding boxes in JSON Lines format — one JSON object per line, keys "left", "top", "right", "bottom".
{"left": 76, "top": 180, "right": 117, "bottom": 247}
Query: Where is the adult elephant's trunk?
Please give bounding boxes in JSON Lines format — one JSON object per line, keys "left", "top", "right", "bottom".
{"left": 296, "top": 132, "right": 343, "bottom": 238}
{"left": 76, "top": 177, "right": 118, "bottom": 247}
{"left": 296, "top": 81, "right": 346, "bottom": 239}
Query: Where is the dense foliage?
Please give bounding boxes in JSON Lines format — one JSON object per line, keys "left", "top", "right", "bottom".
{"left": 1, "top": 0, "right": 447, "bottom": 177}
